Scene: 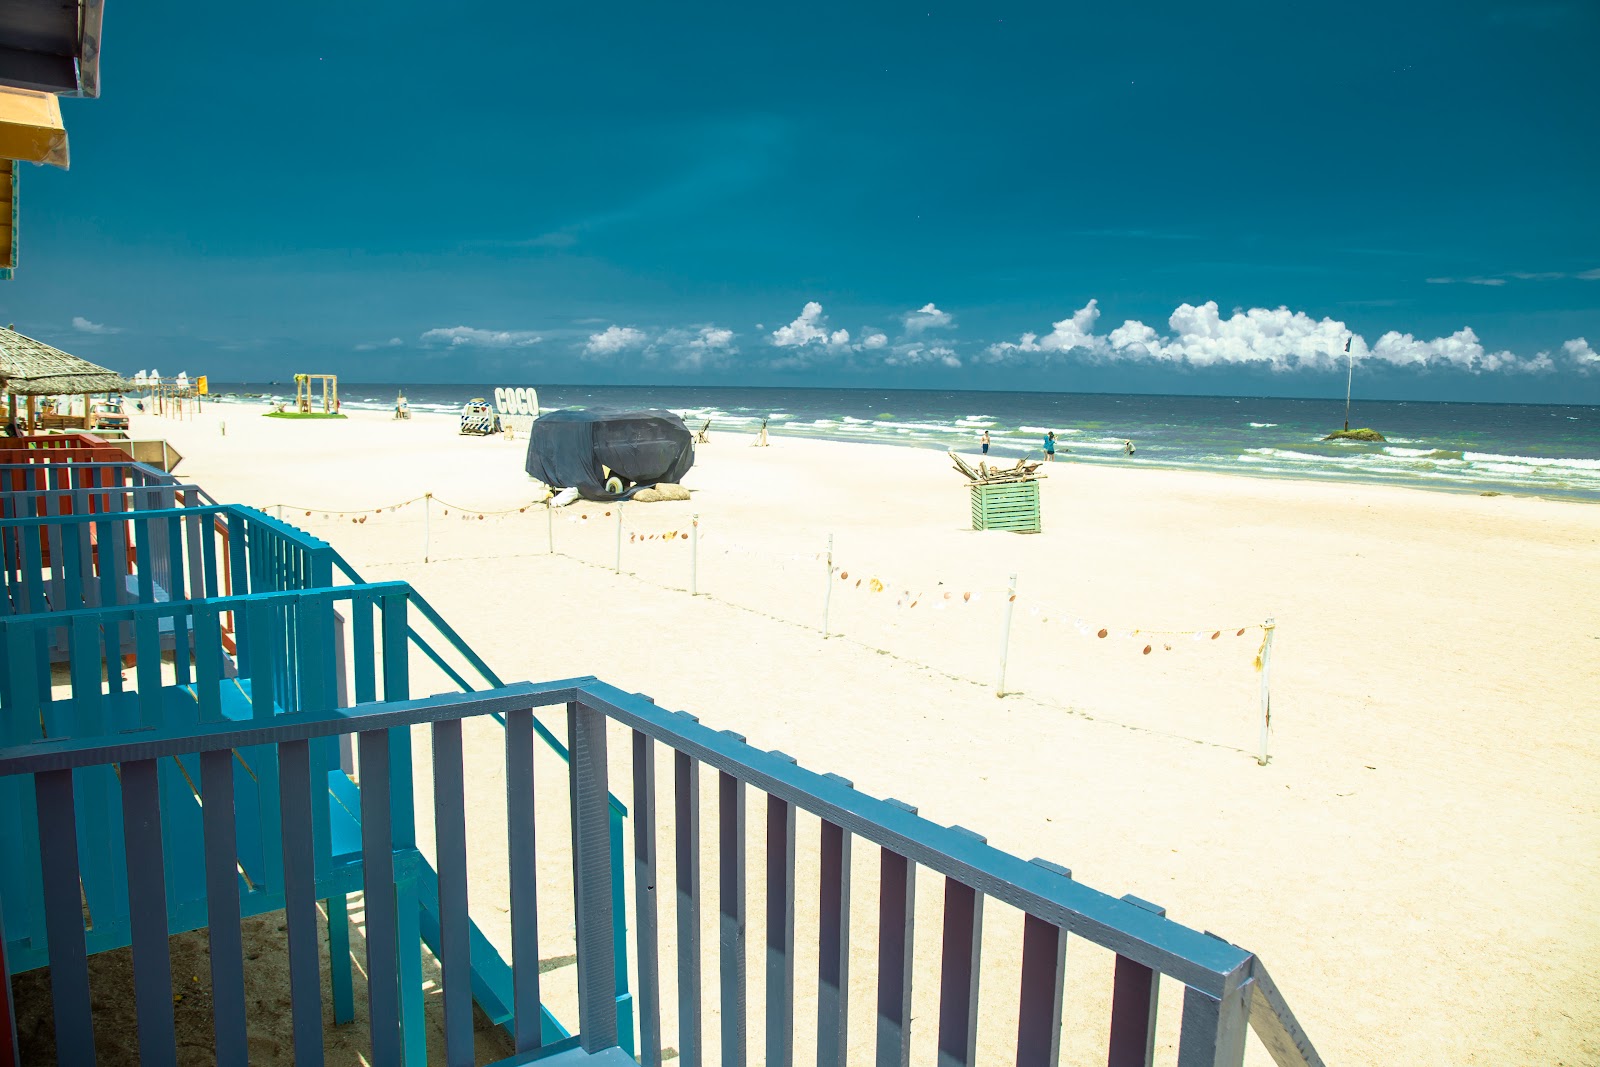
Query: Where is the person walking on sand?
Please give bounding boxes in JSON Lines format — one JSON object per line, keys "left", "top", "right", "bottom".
{"left": 1044, "top": 430, "right": 1056, "bottom": 461}
{"left": 755, "top": 419, "right": 770, "bottom": 447}
{"left": 980, "top": 430, "right": 990, "bottom": 455}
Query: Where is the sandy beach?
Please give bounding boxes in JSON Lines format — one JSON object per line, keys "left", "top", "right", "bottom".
{"left": 19, "top": 401, "right": 1598, "bottom": 1066}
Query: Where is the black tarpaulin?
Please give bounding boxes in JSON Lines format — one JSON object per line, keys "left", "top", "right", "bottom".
{"left": 524, "top": 408, "right": 695, "bottom": 501}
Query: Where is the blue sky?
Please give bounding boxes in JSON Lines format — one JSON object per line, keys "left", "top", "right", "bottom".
{"left": 3, "top": 0, "right": 1598, "bottom": 402}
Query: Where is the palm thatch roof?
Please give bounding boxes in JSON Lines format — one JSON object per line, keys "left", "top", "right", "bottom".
{"left": 0, "top": 324, "right": 132, "bottom": 395}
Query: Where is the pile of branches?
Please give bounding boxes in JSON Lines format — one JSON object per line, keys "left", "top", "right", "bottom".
{"left": 948, "top": 451, "right": 1044, "bottom": 484}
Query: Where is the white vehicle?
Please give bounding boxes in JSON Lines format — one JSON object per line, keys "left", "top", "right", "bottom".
{"left": 459, "top": 398, "right": 500, "bottom": 436}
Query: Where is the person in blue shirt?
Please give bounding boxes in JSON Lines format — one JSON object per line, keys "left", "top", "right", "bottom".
{"left": 1043, "top": 431, "right": 1056, "bottom": 461}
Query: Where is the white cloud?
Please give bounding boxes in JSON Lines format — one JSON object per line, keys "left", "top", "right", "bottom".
{"left": 1466, "top": 277, "right": 1506, "bottom": 287}
{"left": 902, "top": 302, "right": 954, "bottom": 334}
{"left": 584, "top": 326, "right": 649, "bottom": 358}
{"left": 861, "top": 332, "right": 888, "bottom": 349}
{"left": 988, "top": 300, "right": 1106, "bottom": 357}
{"left": 1564, "top": 337, "right": 1599, "bottom": 371}
{"left": 421, "top": 326, "right": 542, "bottom": 348}
{"left": 988, "top": 299, "right": 1557, "bottom": 374}
{"left": 671, "top": 326, "right": 738, "bottom": 371}
{"left": 1367, "top": 327, "right": 1536, "bottom": 373}
{"left": 770, "top": 302, "right": 832, "bottom": 347}
{"left": 354, "top": 337, "right": 403, "bottom": 351}
{"left": 1579, "top": 268, "right": 1600, "bottom": 281}
{"left": 72, "top": 316, "right": 120, "bottom": 334}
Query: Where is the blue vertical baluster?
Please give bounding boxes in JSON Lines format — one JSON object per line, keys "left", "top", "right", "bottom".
{"left": 675, "top": 748, "right": 702, "bottom": 1065}
{"left": 121, "top": 757, "right": 178, "bottom": 1062}
{"left": 379, "top": 589, "right": 426, "bottom": 1065}
{"left": 569, "top": 699, "right": 619, "bottom": 1053}
{"left": 200, "top": 745, "right": 250, "bottom": 1064}
{"left": 936, "top": 875, "right": 985, "bottom": 1067}
{"left": 817, "top": 798, "right": 853, "bottom": 1067}
{"left": 35, "top": 769, "right": 94, "bottom": 1064}
{"left": 765, "top": 772, "right": 797, "bottom": 1067}
{"left": 1107, "top": 895, "right": 1163, "bottom": 1067}
{"left": 506, "top": 706, "right": 544, "bottom": 1055}
{"left": 718, "top": 768, "right": 746, "bottom": 1067}
{"left": 360, "top": 728, "right": 402, "bottom": 1063}
{"left": 876, "top": 805, "right": 918, "bottom": 1067}
{"left": 1178, "top": 981, "right": 1249, "bottom": 1067}
{"left": 1016, "top": 922, "right": 1069, "bottom": 1067}
{"left": 632, "top": 730, "right": 663, "bottom": 1066}
{"left": 278, "top": 737, "right": 326, "bottom": 1067}
{"left": 432, "top": 718, "right": 474, "bottom": 1067}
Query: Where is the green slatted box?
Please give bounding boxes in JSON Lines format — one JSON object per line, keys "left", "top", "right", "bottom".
{"left": 969, "top": 479, "right": 1040, "bottom": 533}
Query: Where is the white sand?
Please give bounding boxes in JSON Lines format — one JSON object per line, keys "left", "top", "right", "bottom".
{"left": 123, "top": 402, "right": 1600, "bottom": 1065}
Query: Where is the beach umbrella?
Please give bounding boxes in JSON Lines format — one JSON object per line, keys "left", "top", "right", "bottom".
{"left": 175, "top": 371, "right": 189, "bottom": 388}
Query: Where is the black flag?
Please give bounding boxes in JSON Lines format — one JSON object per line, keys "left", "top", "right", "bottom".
{"left": 1344, "top": 337, "right": 1352, "bottom": 353}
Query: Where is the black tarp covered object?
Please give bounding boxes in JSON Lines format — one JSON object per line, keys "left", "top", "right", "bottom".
{"left": 524, "top": 408, "right": 695, "bottom": 500}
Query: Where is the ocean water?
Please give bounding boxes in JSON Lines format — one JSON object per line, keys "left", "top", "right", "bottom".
{"left": 204, "top": 382, "right": 1599, "bottom": 500}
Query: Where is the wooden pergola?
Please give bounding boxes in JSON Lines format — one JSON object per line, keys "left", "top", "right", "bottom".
{"left": 0, "top": 323, "right": 131, "bottom": 433}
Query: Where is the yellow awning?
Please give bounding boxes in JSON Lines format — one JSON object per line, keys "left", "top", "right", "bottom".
{"left": 0, "top": 86, "right": 68, "bottom": 169}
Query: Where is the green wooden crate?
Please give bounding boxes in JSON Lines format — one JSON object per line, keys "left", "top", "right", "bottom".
{"left": 969, "top": 479, "right": 1041, "bottom": 533}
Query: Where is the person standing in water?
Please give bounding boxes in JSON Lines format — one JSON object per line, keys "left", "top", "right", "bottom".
{"left": 1124, "top": 439, "right": 1135, "bottom": 455}
{"left": 980, "top": 430, "right": 990, "bottom": 455}
{"left": 1044, "top": 431, "right": 1057, "bottom": 461}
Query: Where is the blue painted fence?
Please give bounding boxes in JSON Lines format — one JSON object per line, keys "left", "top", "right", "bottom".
{"left": 0, "top": 678, "right": 1324, "bottom": 1066}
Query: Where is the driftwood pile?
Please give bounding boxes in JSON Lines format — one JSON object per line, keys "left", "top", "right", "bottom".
{"left": 948, "top": 451, "right": 1044, "bottom": 485}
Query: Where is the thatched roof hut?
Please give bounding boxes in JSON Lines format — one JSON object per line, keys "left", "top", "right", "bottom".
{"left": 0, "top": 323, "right": 131, "bottom": 395}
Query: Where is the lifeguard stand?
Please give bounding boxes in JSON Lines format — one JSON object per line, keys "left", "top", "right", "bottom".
{"left": 294, "top": 373, "right": 338, "bottom": 415}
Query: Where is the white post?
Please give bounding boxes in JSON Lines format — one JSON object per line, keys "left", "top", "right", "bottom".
{"left": 547, "top": 501, "right": 554, "bottom": 554}
{"left": 691, "top": 514, "right": 699, "bottom": 596}
{"left": 996, "top": 573, "right": 1018, "bottom": 697}
{"left": 276, "top": 504, "right": 283, "bottom": 522}
{"left": 615, "top": 504, "right": 623, "bottom": 573}
{"left": 821, "top": 534, "right": 835, "bottom": 638}
{"left": 1257, "top": 617, "right": 1276, "bottom": 765}
{"left": 423, "top": 492, "right": 432, "bottom": 563}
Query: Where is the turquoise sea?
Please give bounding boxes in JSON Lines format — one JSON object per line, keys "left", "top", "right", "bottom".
{"left": 207, "top": 383, "right": 1599, "bottom": 501}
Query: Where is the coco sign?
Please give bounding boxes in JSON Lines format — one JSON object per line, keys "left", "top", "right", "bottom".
{"left": 493, "top": 386, "right": 540, "bottom": 432}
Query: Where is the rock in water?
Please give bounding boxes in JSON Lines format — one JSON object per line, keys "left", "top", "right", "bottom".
{"left": 1323, "top": 428, "right": 1386, "bottom": 442}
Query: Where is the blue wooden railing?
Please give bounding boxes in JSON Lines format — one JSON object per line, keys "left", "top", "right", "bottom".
{"left": 0, "top": 678, "right": 1324, "bottom": 1067}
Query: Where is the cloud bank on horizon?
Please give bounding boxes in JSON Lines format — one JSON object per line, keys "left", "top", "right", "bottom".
{"left": 403, "top": 298, "right": 1596, "bottom": 377}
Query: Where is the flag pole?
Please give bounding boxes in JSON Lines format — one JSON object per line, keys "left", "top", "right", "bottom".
{"left": 1343, "top": 334, "right": 1354, "bottom": 431}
